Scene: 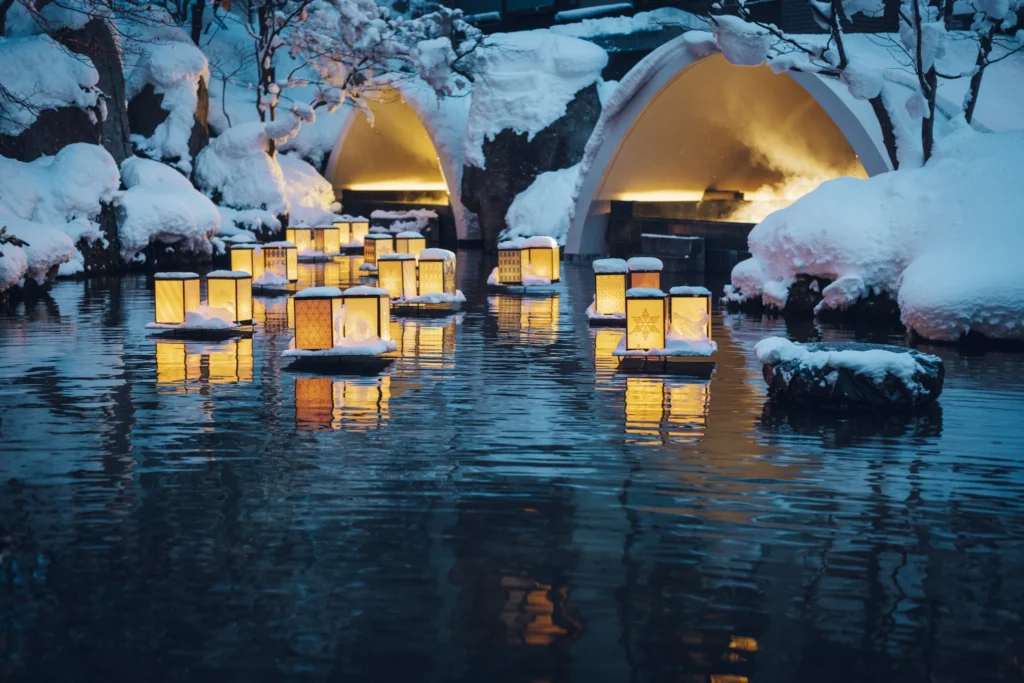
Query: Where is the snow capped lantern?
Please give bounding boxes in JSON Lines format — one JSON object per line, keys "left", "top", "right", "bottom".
{"left": 593, "top": 258, "right": 628, "bottom": 317}
{"left": 625, "top": 288, "right": 667, "bottom": 352}
{"left": 627, "top": 257, "right": 663, "bottom": 290}
{"left": 363, "top": 233, "right": 394, "bottom": 267}
{"left": 314, "top": 226, "right": 341, "bottom": 255}
{"left": 336, "top": 217, "right": 370, "bottom": 246}
{"left": 286, "top": 227, "right": 314, "bottom": 254}
{"left": 497, "top": 239, "right": 526, "bottom": 286}
{"left": 523, "top": 236, "right": 560, "bottom": 284}
{"left": 669, "top": 286, "right": 712, "bottom": 342}
{"left": 154, "top": 272, "right": 201, "bottom": 324}
{"left": 207, "top": 270, "right": 253, "bottom": 324}
{"left": 293, "top": 287, "right": 344, "bottom": 351}
{"left": 341, "top": 286, "right": 392, "bottom": 343}
{"left": 332, "top": 220, "right": 352, "bottom": 246}
{"left": 377, "top": 253, "right": 417, "bottom": 300}
{"left": 394, "top": 231, "right": 426, "bottom": 258}
{"left": 418, "top": 249, "right": 457, "bottom": 296}
{"left": 230, "top": 244, "right": 265, "bottom": 281}
{"left": 262, "top": 241, "right": 299, "bottom": 282}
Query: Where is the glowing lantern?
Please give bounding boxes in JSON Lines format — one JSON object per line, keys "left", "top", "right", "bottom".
{"left": 207, "top": 270, "right": 253, "bottom": 324}
{"left": 394, "top": 231, "right": 426, "bottom": 257}
{"left": 154, "top": 272, "right": 200, "bottom": 324}
{"left": 669, "top": 286, "right": 712, "bottom": 342}
{"left": 625, "top": 288, "right": 666, "bottom": 351}
{"left": 627, "top": 257, "right": 663, "bottom": 290}
{"left": 230, "top": 244, "right": 265, "bottom": 280}
{"left": 293, "top": 286, "right": 344, "bottom": 351}
{"left": 262, "top": 241, "right": 299, "bottom": 282}
{"left": 418, "top": 249, "right": 456, "bottom": 295}
{"left": 363, "top": 234, "right": 394, "bottom": 267}
{"left": 332, "top": 220, "right": 352, "bottom": 246}
{"left": 377, "top": 253, "right": 417, "bottom": 300}
{"left": 313, "top": 225, "right": 341, "bottom": 255}
{"left": 341, "top": 286, "right": 391, "bottom": 342}
{"left": 497, "top": 241, "right": 526, "bottom": 285}
{"left": 593, "top": 258, "right": 628, "bottom": 316}
{"left": 524, "top": 236, "right": 560, "bottom": 283}
{"left": 285, "top": 227, "right": 314, "bottom": 253}
{"left": 344, "top": 218, "right": 370, "bottom": 245}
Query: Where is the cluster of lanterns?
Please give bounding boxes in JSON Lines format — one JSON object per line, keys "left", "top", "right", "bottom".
{"left": 154, "top": 270, "right": 253, "bottom": 326}
{"left": 493, "top": 236, "right": 560, "bottom": 286}
{"left": 362, "top": 230, "right": 428, "bottom": 267}
{"left": 230, "top": 242, "right": 299, "bottom": 284}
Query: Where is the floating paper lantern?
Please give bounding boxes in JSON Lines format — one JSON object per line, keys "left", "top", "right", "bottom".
{"left": 262, "top": 241, "right": 298, "bottom": 282}
{"left": 625, "top": 288, "right": 666, "bottom": 351}
{"left": 341, "top": 286, "right": 391, "bottom": 342}
{"left": 418, "top": 249, "right": 456, "bottom": 295}
{"left": 230, "top": 244, "right": 265, "bottom": 280}
{"left": 524, "top": 236, "right": 560, "bottom": 283}
{"left": 332, "top": 220, "right": 352, "bottom": 246}
{"left": 207, "top": 270, "right": 253, "bottom": 324}
{"left": 313, "top": 226, "right": 341, "bottom": 255}
{"left": 496, "top": 237, "right": 560, "bottom": 285}
{"left": 154, "top": 272, "right": 200, "bottom": 324}
{"left": 669, "top": 286, "right": 712, "bottom": 342}
{"left": 497, "top": 241, "right": 526, "bottom": 285}
{"left": 293, "top": 286, "right": 344, "bottom": 351}
{"left": 627, "top": 257, "right": 663, "bottom": 290}
{"left": 593, "top": 258, "right": 628, "bottom": 316}
{"left": 286, "top": 227, "right": 314, "bottom": 253}
{"left": 363, "top": 233, "right": 394, "bottom": 267}
{"left": 350, "top": 218, "right": 370, "bottom": 245}
{"left": 377, "top": 253, "right": 417, "bottom": 300}
{"left": 394, "top": 231, "right": 426, "bottom": 258}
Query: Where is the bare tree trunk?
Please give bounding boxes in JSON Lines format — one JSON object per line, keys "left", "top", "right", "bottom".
{"left": 0, "top": 0, "right": 17, "bottom": 36}
{"left": 922, "top": 67, "right": 937, "bottom": 162}
{"left": 190, "top": 0, "right": 206, "bottom": 45}
{"left": 964, "top": 28, "right": 993, "bottom": 124}
{"left": 868, "top": 95, "right": 900, "bottom": 170}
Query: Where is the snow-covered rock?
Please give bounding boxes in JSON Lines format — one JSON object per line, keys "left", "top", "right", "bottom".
{"left": 279, "top": 153, "right": 341, "bottom": 227}
{"left": 194, "top": 122, "right": 289, "bottom": 221}
{"left": 503, "top": 164, "right": 580, "bottom": 245}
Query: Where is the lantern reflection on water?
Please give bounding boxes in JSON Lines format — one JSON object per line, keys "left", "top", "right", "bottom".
{"left": 154, "top": 272, "right": 200, "bottom": 324}
{"left": 252, "top": 296, "right": 292, "bottom": 332}
{"left": 627, "top": 257, "right": 663, "bottom": 290}
{"left": 206, "top": 270, "right": 253, "bottom": 324}
{"left": 593, "top": 328, "right": 624, "bottom": 384}
{"left": 294, "top": 376, "right": 391, "bottom": 431}
{"left": 363, "top": 233, "right": 394, "bottom": 266}
{"left": 377, "top": 253, "right": 417, "bottom": 300}
{"left": 155, "top": 338, "right": 254, "bottom": 385}
{"left": 285, "top": 227, "right": 314, "bottom": 254}
{"left": 498, "top": 576, "right": 580, "bottom": 646}
{"left": 394, "top": 231, "right": 426, "bottom": 257}
{"left": 624, "top": 376, "right": 709, "bottom": 445}
{"left": 390, "top": 316, "right": 459, "bottom": 367}
{"left": 489, "top": 295, "right": 559, "bottom": 346}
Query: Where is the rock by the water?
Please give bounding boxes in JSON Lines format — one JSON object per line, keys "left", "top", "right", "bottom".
{"left": 755, "top": 338, "right": 944, "bottom": 410}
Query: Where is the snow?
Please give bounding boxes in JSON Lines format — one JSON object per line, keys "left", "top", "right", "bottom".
{"left": 147, "top": 304, "right": 237, "bottom": 330}
{"left": 710, "top": 15, "right": 771, "bottom": 67}
{"left": 208, "top": 270, "right": 249, "bottom": 278}
{"left": 670, "top": 286, "right": 712, "bottom": 297}
{"left": 585, "top": 302, "right": 626, "bottom": 321}
{"left": 627, "top": 257, "right": 663, "bottom": 272}
{"left": 523, "top": 236, "right": 559, "bottom": 248}
{"left": 379, "top": 253, "right": 415, "bottom": 261}
{"left": 400, "top": 291, "right": 467, "bottom": 304}
{"left": 0, "top": 241, "right": 29, "bottom": 292}
{"left": 116, "top": 157, "right": 220, "bottom": 261}
{"left": 754, "top": 337, "right": 934, "bottom": 393}
{"left": 278, "top": 152, "right": 341, "bottom": 227}
{"left": 487, "top": 267, "right": 500, "bottom": 286}
{"left": 125, "top": 40, "right": 209, "bottom": 174}
{"left": 627, "top": 287, "right": 666, "bottom": 298}
{"left": 370, "top": 209, "right": 437, "bottom": 233}
{"left": 462, "top": 30, "right": 608, "bottom": 169}
{"left": 503, "top": 164, "right": 580, "bottom": 245}
{"left": 254, "top": 271, "right": 288, "bottom": 287}
{"left": 396, "top": 231, "right": 424, "bottom": 238}
{"left": 613, "top": 334, "right": 717, "bottom": 357}
{"left": 295, "top": 286, "right": 343, "bottom": 298}
{"left": 359, "top": 263, "right": 378, "bottom": 272}
{"left": 0, "top": 35, "right": 102, "bottom": 137}
{"left": 154, "top": 272, "right": 199, "bottom": 279}
{"left": 551, "top": 7, "right": 705, "bottom": 38}
{"left": 343, "top": 286, "right": 389, "bottom": 296}
{"left": 265, "top": 241, "right": 296, "bottom": 248}
{"left": 283, "top": 336, "right": 398, "bottom": 357}
{"left": 554, "top": 3, "right": 633, "bottom": 22}
{"left": 419, "top": 248, "right": 455, "bottom": 261}
{"left": 194, "top": 122, "right": 288, "bottom": 217}
{"left": 593, "top": 258, "right": 628, "bottom": 274}
{"left": 371, "top": 209, "right": 438, "bottom": 219}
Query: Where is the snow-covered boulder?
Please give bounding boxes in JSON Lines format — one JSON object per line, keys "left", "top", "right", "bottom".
{"left": 503, "top": 164, "right": 580, "bottom": 245}
{"left": 755, "top": 338, "right": 944, "bottom": 410}
{"left": 279, "top": 153, "right": 341, "bottom": 227}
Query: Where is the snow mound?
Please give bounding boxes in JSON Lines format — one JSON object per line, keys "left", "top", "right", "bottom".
{"left": 551, "top": 7, "right": 706, "bottom": 38}
{"left": 125, "top": 40, "right": 209, "bottom": 174}
{"left": 278, "top": 152, "right": 341, "bottom": 227}
{"left": 503, "top": 164, "right": 580, "bottom": 245}
{"left": 194, "top": 123, "right": 288, "bottom": 217}
{"left": 295, "top": 286, "right": 343, "bottom": 298}
{"left": 728, "top": 126, "right": 1024, "bottom": 341}
{"left": 115, "top": 157, "right": 220, "bottom": 260}
{"left": 463, "top": 30, "right": 608, "bottom": 169}
{"left": 670, "top": 286, "right": 712, "bottom": 296}
{"left": 593, "top": 258, "right": 628, "bottom": 273}
{"left": 0, "top": 35, "right": 102, "bottom": 137}
{"left": 0, "top": 240, "right": 30, "bottom": 292}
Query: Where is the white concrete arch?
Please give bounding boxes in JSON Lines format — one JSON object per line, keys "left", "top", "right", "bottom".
{"left": 565, "top": 35, "right": 893, "bottom": 256}
{"left": 324, "top": 93, "right": 469, "bottom": 240}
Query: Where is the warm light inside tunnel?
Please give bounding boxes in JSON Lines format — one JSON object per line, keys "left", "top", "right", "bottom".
{"left": 595, "top": 54, "right": 867, "bottom": 224}
{"left": 332, "top": 93, "right": 449, "bottom": 198}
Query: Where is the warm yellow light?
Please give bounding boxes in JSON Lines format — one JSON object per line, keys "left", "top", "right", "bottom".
{"left": 263, "top": 242, "right": 298, "bottom": 282}
{"left": 286, "top": 227, "right": 314, "bottom": 253}
{"left": 252, "top": 296, "right": 292, "bottom": 332}
{"left": 595, "top": 273, "right": 627, "bottom": 316}
{"left": 154, "top": 272, "right": 200, "bottom": 324}
{"left": 625, "top": 377, "right": 666, "bottom": 443}
{"left": 610, "top": 190, "right": 707, "bottom": 202}
{"left": 593, "top": 328, "right": 624, "bottom": 381}
{"left": 377, "top": 254, "right": 417, "bottom": 300}
{"left": 155, "top": 339, "right": 252, "bottom": 384}
{"left": 666, "top": 380, "right": 708, "bottom": 442}
{"left": 497, "top": 247, "right": 524, "bottom": 285}
{"left": 630, "top": 271, "right": 660, "bottom": 289}
{"left": 363, "top": 234, "right": 394, "bottom": 266}
{"left": 314, "top": 226, "right": 341, "bottom": 255}
{"left": 295, "top": 376, "right": 334, "bottom": 427}
{"left": 351, "top": 221, "right": 369, "bottom": 245}
{"left": 230, "top": 244, "right": 264, "bottom": 280}
{"left": 332, "top": 221, "right": 352, "bottom": 246}
{"left": 293, "top": 289, "right": 343, "bottom": 350}
{"left": 343, "top": 181, "right": 449, "bottom": 192}
{"left": 418, "top": 259, "right": 444, "bottom": 295}
{"left": 341, "top": 287, "right": 390, "bottom": 342}
{"left": 626, "top": 292, "right": 666, "bottom": 351}
{"left": 527, "top": 245, "right": 560, "bottom": 283}
{"left": 208, "top": 338, "right": 254, "bottom": 384}
{"left": 669, "top": 288, "right": 712, "bottom": 341}
{"left": 155, "top": 342, "right": 200, "bottom": 383}
{"left": 394, "top": 233, "right": 427, "bottom": 258}
{"left": 207, "top": 271, "right": 252, "bottom": 324}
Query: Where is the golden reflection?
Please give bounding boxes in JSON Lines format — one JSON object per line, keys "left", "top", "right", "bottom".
{"left": 624, "top": 377, "right": 709, "bottom": 445}
{"left": 252, "top": 296, "right": 293, "bottom": 333}
{"left": 592, "top": 328, "right": 624, "bottom": 387}
{"left": 498, "top": 577, "right": 579, "bottom": 646}
{"left": 155, "top": 338, "right": 253, "bottom": 385}
{"left": 488, "top": 295, "right": 560, "bottom": 347}
{"left": 390, "top": 316, "right": 459, "bottom": 368}
{"left": 294, "top": 376, "right": 391, "bottom": 431}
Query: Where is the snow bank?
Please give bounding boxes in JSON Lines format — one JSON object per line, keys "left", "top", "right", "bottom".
{"left": 463, "top": 30, "right": 608, "bottom": 169}
{"left": 370, "top": 209, "right": 437, "bottom": 233}
{"left": 0, "top": 35, "right": 102, "bottom": 137}
{"left": 729, "top": 126, "right": 1024, "bottom": 341}
{"left": 278, "top": 153, "right": 341, "bottom": 227}
{"left": 552, "top": 7, "right": 706, "bottom": 38}
{"left": 125, "top": 40, "right": 209, "bottom": 174}
{"left": 503, "top": 164, "right": 580, "bottom": 244}
{"left": 194, "top": 123, "right": 289, "bottom": 219}
{"left": 115, "top": 157, "right": 220, "bottom": 260}
{"left": 0, "top": 241, "right": 29, "bottom": 292}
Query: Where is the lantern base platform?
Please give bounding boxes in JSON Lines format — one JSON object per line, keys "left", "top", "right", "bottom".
{"left": 253, "top": 284, "right": 296, "bottom": 296}
{"left": 616, "top": 355, "right": 716, "bottom": 377}
{"left": 341, "top": 244, "right": 365, "bottom": 254}
{"left": 284, "top": 355, "right": 394, "bottom": 373}
{"left": 585, "top": 303, "right": 626, "bottom": 327}
{"left": 147, "top": 323, "right": 254, "bottom": 341}
{"left": 391, "top": 301, "right": 463, "bottom": 317}
{"left": 298, "top": 252, "right": 340, "bottom": 263}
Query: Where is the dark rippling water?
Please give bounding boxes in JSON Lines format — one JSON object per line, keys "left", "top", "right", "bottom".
{"left": 1, "top": 251, "right": 1023, "bottom": 683}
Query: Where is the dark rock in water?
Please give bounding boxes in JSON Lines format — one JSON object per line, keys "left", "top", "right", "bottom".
{"left": 461, "top": 83, "right": 601, "bottom": 251}
{"left": 761, "top": 400, "right": 943, "bottom": 445}
{"left": 0, "top": 107, "right": 102, "bottom": 162}
{"left": 73, "top": 202, "right": 120, "bottom": 276}
{"left": 757, "top": 339, "right": 944, "bottom": 411}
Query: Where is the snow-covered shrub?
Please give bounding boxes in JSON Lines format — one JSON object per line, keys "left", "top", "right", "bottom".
{"left": 503, "top": 164, "right": 580, "bottom": 244}
{"left": 114, "top": 156, "right": 220, "bottom": 261}
{"left": 278, "top": 153, "right": 341, "bottom": 227}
